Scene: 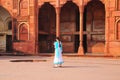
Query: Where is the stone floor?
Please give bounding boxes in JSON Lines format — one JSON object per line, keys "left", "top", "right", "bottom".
{"left": 0, "top": 56, "right": 120, "bottom": 80}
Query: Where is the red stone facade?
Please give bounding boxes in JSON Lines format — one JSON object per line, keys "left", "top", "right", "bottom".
{"left": 0, "top": 0, "right": 120, "bottom": 56}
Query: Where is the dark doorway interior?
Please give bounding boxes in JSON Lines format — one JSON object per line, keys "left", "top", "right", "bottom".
{"left": 74, "top": 35, "right": 79, "bottom": 52}
{"left": 83, "top": 34, "right": 87, "bottom": 53}
{"left": 8, "top": 21, "right": 12, "bottom": 30}
{"left": 6, "top": 35, "right": 13, "bottom": 52}
{"left": 38, "top": 2, "right": 56, "bottom": 53}
{"left": 60, "top": 1, "right": 79, "bottom": 53}
{"left": 38, "top": 34, "right": 55, "bottom": 53}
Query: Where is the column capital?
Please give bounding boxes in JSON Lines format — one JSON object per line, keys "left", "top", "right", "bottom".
{"left": 55, "top": 6, "right": 61, "bottom": 11}
{"left": 55, "top": 6, "right": 61, "bottom": 9}
{"left": 79, "top": 7, "right": 84, "bottom": 14}
{"left": 55, "top": 7, "right": 61, "bottom": 15}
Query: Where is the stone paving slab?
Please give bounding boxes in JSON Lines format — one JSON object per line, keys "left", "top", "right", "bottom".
{"left": 0, "top": 56, "right": 120, "bottom": 80}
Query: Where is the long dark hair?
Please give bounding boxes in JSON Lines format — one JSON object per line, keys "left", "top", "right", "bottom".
{"left": 56, "top": 37, "right": 61, "bottom": 47}
{"left": 56, "top": 37, "right": 60, "bottom": 41}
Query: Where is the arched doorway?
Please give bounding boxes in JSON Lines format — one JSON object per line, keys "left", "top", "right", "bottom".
{"left": 83, "top": 1, "right": 105, "bottom": 54}
{"left": 60, "top": 1, "right": 79, "bottom": 53}
{"left": 38, "top": 2, "right": 56, "bottom": 53}
{"left": 0, "top": 6, "right": 12, "bottom": 53}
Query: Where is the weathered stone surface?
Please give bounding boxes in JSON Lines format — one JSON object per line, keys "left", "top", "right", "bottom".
{"left": 0, "top": 0, "right": 120, "bottom": 56}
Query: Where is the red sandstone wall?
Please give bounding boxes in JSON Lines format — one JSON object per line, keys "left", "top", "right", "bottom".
{"left": 109, "top": 41, "right": 120, "bottom": 56}
{"left": 13, "top": 42, "right": 36, "bottom": 55}
{"left": 12, "top": 0, "right": 37, "bottom": 55}
{"left": 108, "top": 0, "right": 120, "bottom": 56}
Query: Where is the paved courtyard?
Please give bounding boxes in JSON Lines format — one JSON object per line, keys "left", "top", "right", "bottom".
{"left": 0, "top": 56, "right": 120, "bottom": 80}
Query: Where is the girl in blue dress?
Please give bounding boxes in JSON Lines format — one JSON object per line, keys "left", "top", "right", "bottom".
{"left": 53, "top": 37, "right": 64, "bottom": 67}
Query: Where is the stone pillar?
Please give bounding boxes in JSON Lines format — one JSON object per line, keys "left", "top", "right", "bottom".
{"left": 34, "top": 0, "right": 38, "bottom": 54}
{"left": 55, "top": 0, "right": 61, "bottom": 37}
{"left": 55, "top": 7, "right": 61, "bottom": 37}
{"left": 29, "top": 0, "right": 37, "bottom": 54}
{"left": 104, "top": 17, "right": 108, "bottom": 54}
{"left": 78, "top": 8, "right": 84, "bottom": 55}
{"left": 104, "top": 2, "right": 110, "bottom": 56}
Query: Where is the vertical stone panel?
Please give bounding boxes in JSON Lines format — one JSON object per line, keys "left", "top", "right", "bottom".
{"left": 117, "top": 21, "right": 120, "bottom": 39}
{"left": 118, "top": 0, "right": 120, "bottom": 10}
{"left": 29, "top": 6, "right": 34, "bottom": 16}
{"left": 109, "top": 17, "right": 115, "bottom": 41}
{"left": 13, "top": 0, "right": 18, "bottom": 9}
{"left": 29, "top": 0, "right": 37, "bottom": 40}
{"left": 20, "top": 0, "right": 28, "bottom": 16}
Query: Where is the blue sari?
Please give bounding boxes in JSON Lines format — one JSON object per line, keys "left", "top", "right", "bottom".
{"left": 53, "top": 41, "right": 64, "bottom": 64}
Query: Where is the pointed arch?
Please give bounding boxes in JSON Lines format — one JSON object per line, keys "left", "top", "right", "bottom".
{"left": 18, "top": 22, "right": 29, "bottom": 41}
{"left": 0, "top": 6, "right": 13, "bottom": 52}
{"left": 83, "top": 0, "right": 105, "bottom": 53}
{"left": 60, "top": 1, "right": 80, "bottom": 53}
{"left": 38, "top": 2, "right": 56, "bottom": 53}
{"left": 0, "top": 6, "right": 12, "bottom": 31}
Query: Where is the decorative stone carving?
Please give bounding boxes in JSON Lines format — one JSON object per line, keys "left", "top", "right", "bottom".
{"left": 20, "top": 0, "right": 28, "bottom": 16}
{"left": 13, "top": 0, "right": 18, "bottom": 9}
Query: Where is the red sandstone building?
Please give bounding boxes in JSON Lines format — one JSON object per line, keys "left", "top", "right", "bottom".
{"left": 0, "top": 0, "right": 120, "bottom": 56}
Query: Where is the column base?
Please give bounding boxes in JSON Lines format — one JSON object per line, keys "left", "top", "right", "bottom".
{"left": 78, "top": 46, "right": 84, "bottom": 55}
{"left": 104, "top": 42, "right": 110, "bottom": 56}
{"left": 104, "top": 47, "right": 109, "bottom": 56}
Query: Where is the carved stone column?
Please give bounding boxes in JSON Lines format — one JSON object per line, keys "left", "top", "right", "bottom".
{"left": 78, "top": 7, "right": 84, "bottom": 55}
{"left": 104, "top": 13, "right": 109, "bottom": 55}
{"left": 55, "top": 7, "right": 61, "bottom": 37}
